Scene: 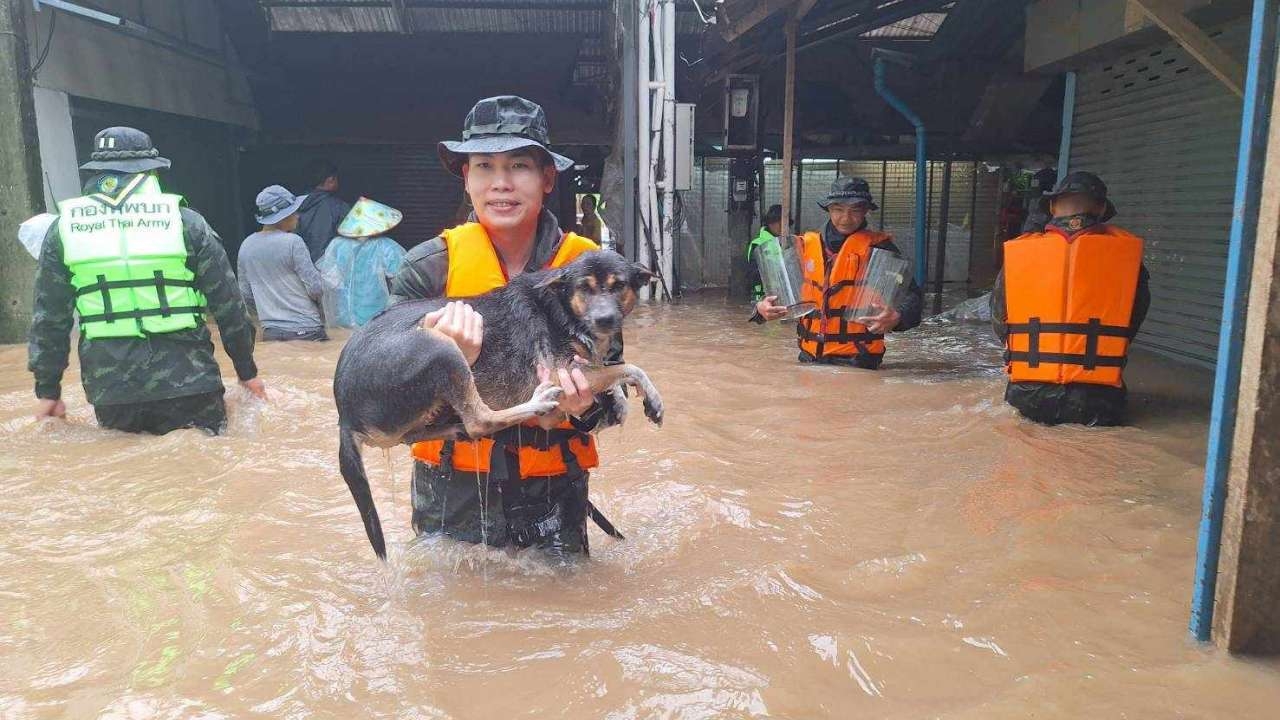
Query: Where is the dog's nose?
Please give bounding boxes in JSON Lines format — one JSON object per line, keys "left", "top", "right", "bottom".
{"left": 593, "top": 312, "right": 621, "bottom": 331}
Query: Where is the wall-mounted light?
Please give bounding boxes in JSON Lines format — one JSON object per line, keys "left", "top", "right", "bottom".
{"left": 32, "top": 0, "right": 123, "bottom": 27}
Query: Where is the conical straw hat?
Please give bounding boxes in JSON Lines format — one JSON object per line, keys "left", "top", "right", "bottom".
{"left": 338, "top": 197, "right": 403, "bottom": 238}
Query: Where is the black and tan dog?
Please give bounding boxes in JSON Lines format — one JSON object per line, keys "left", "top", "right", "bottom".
{"left": 334, "top": 250, "right": 663, "bottom": 559}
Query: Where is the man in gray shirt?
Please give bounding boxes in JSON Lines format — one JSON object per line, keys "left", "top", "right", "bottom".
{"left": 238, "top": 185, "right": 328, "bottom": 341}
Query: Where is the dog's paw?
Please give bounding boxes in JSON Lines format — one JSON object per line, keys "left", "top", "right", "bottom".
{"left": 530, "top": 381, "right": 565, "bottom": 416}
{"left": 642, "top": 393, "right": 664, "bottom": 426}
{"left": 603, "top": 386, "right": 629, "bottom": 427}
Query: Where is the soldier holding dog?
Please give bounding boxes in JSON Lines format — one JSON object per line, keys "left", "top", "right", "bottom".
{"left": 389, "top": 96, "right": 623, "bottom": 559}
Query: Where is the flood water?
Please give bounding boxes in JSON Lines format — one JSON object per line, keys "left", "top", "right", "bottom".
{"left": 2, "top": 298, "right": 1278, "bottom": 719}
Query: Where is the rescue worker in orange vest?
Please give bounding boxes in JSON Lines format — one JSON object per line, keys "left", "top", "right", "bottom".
{"left": 751, "top": 177, "right": 923, "bottom": 368}
{"left": 990, "top": 171, "right": 1151, "bottom": 426}
{"left": 388, "top": 96, "right": 623, "bottom": 559}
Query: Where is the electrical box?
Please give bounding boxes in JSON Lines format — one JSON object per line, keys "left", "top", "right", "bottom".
{"left": 729, "top": 157, "right": 756, "bottom": 209}
{"left": 674, "top": 103, "right": 696, "bottom": 191}
{"left": 723, "top": 75, "right": 759, "bottom": 151}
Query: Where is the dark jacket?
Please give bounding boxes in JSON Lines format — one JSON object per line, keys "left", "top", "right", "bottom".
{"left": 28, "top": 174, "right": 258, "bottom": 406}
{"left": 989, "top": 222, "right": 1152, "bottom": 425}
{"left": 296, "top": 190, "right": 352, "bottom": 262}
{"left": 389, "top": 209, "right": 620, "bottom": 429}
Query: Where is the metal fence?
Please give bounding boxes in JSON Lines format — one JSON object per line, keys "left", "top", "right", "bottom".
{"left": 676, "top": 158, "right": 1001, "bottom": 300}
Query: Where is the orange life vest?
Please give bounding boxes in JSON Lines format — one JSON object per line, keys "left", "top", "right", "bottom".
{"left": 796, "top": 230, "right": 889, "bottom": 361}
{"left": 1002, "top": 224, "right": 1144, "bottom": 388}
{"left": 410, "top": 222, "right": 601, "bottom": 477}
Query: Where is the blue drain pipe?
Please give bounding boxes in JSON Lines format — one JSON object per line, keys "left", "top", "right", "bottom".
{"left": 873, "top": 54, "right": 928, "bottom": 287}
{"left": 1189, "top": 0, "right": 1278, "bottom": 643}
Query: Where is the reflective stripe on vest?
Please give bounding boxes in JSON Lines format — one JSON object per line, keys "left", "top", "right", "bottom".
{"left": 411, "top": 223, "right": 601, "bottom": 477}
{"left": 796, "top": 230, "right": 888, "bottom": 360}
{"left": 1002, "top": 225, "right": 1143, "bottom": 388}
{"left": 57, "top": 175, "right": 204, "bottom": 339}
{"left": 748, "top": 228, "right": 774, "bottom": 301}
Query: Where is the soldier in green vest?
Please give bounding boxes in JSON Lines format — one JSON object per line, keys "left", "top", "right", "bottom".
{"left": 28, "top": 126, "right": 265, "bottom": 435}
{"left": 747, "top": 204, "right": 783, "bottom": 302}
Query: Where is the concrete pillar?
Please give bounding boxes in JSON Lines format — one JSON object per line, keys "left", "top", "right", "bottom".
{"left": 0, "top": 0, "right": 44, "bottom": 342}
{"left": 1214, "top": 51, "right": 1280, "bottom": 655}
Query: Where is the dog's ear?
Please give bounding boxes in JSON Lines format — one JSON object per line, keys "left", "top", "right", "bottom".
{"left": 535, "top": 269, "right": 567, "bottom": 292}
{"left": 628, "top": 263, "right": 656, "bottom": 288}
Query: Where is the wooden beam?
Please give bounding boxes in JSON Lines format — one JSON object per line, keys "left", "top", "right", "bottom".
{"left": 719, "top": 0, "right": 793, "bottom": 43}
{"left": 1215, "top": 48, "right": 1280, "bottom": 654}
{"left": 1130, "top": 0, "right": 1245, "bottom": 97}
{"left": 795, "top": 0, "right": 823, "bottom": 20}
{"left": 780, "top": 15, "right": 798, "bottom": 241}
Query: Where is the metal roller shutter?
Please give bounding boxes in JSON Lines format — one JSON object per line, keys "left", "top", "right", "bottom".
{"left": 323, "top": 145, "right": 463, "bottom": 249}
{"left": 1069, "top": 18, "right": 1249, "bottom": 367}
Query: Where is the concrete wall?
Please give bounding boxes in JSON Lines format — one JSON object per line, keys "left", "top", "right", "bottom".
{"left": 25, "top": 0, "right": 256, "bottom": 130}
{"left": 32, "top": 86, "right": 76, "bottom": 210}
{"left": 1025, "top": 0, "right": 1217, "bottom": 72}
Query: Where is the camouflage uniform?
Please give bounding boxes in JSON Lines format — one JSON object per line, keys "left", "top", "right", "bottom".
{"left": 28, "top": 172, "right": 259, "bottom": 435}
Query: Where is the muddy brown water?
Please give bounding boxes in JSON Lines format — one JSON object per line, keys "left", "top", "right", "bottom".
{"left": 2, "top": 298, "right": 1278, "bottom": 719}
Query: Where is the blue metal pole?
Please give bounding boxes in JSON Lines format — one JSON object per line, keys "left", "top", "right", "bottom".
{"left": 1189, "top": 0, "right": 1278, "bottom": 643}
{"left": 874, "top": 57, "right": 928, "bottom": 286}
{"left": 1057, "top": 71, "right": 1076, "bottom": 180}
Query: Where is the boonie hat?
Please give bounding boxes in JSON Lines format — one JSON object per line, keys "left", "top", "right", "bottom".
{"left": 818, "top": 177, "right": 879, "bottom": 211}
{"left": 1039, "top": 171, "right": 1118, "bottom": 221}
{"left": 438, "top": 95, "right": 574, "bottom": 177}
{"left": 79, "top": 127, "right": 171, "bottom": 174}
{"left": 338, "top": 197, "right": 403, "bottom": 238}
{"left": 255, "top": 185, "right": 306, "bottom": 225}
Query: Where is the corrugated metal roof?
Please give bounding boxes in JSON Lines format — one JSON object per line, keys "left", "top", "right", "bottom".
{"left": 861, "top": 11, "right": 949, "bottom": 39}
{"left": 265, "top": 5, "right": 403, "bottom": 33}
{"left": 259, "top": 1, "right": 607, "bottom": 34}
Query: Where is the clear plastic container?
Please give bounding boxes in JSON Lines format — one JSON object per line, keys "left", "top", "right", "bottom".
{"left": 845, "top": 248, "right": 910, "bottom": 322}
{"left": 757, "top": 235, "right": 817, "bottom": 320}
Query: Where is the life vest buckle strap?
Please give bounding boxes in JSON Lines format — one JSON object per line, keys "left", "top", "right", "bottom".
{"left": 1007, "top": 316, "right": 1130, "bottom": 371}
{"left": 77, "top": 306, "right": 205, "bottom": 326}
{"left": 154, "top": 270, "right": 170, "bottom": 317}
{"left": 1006, "top": 351, "right": 1126, "bottom": 369}
{"left": 1005, "top": 320, "right": 1129, "bottom": 337}
{"left": 73, "top": 276, "right": 198, "bottom": 296}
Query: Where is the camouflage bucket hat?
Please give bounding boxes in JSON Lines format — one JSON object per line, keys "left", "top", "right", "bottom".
{"left": 818, "top": 177, "right": 879, "bottom": 211}
{"left": 337, "top": 197, "right": 403, "bottom": 238}
{"left": 79, "top": 126, "right": 171, "bottom": 173}
{"left": 438, "top": 95, "right": 574, "bottom": 177}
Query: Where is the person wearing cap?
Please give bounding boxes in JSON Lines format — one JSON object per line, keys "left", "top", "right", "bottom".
{"left": 388, "top": 95, "right": 624, "bottom": 559}
{"left": 752, "top": 177, "right": 923, "bottom": 369}
{"left": 747, "top": 204, "right": 784, "bottom": 303}
{"left": 295, "top": 160, "right": 352, "bottom": 262}
{"left": 990, "top": 171, "right": 1150, "bottom": 426}
{"left": 317, "top": 197, "right": 407, "bottom": 327}
{"left": 237, "top": 185, "right": 328, "bottom": 342}
{"left": 27, "top": 127, "right": 264, "bottom": 435}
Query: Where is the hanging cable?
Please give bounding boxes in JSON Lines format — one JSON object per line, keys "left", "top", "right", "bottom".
{"left": 29, "top": 11, "right": 58, "bottom": 80}
{"left": 687, "top": 0, "right": 716, "bottom": 25}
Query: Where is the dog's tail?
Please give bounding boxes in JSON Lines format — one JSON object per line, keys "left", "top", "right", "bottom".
{"left": 338, "top": 423, "right": 387, "bottom": 560}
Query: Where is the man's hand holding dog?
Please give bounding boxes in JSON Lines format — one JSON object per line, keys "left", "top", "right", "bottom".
{"left": 423, "top": 301, "right": 484, "bottom": 366}
{"left": 538, "top": 360, "right": 595, "bottom": 418}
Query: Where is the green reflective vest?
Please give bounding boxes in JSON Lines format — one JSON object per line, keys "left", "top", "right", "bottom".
{"left": 748, "top": 227, "right": 777, "bottom": 301}
{"left": 57, "top": 175, "right": 205, "bottom": 339}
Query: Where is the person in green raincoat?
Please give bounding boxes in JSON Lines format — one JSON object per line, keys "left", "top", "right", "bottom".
{"left": 747, "top": 204, "right": 783, "bottom": 302}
